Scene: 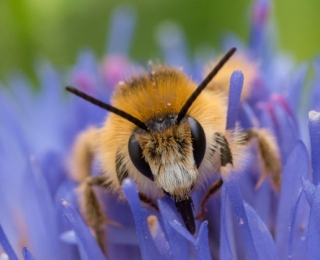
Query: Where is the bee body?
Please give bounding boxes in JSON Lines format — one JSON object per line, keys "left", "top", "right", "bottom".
{"left": 67, "top": 49, "right": 281, "bottom": 255}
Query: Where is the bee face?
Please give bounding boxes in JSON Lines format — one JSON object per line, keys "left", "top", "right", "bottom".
{"left": 128, "top": 114, "right": 206, "bottom": 200}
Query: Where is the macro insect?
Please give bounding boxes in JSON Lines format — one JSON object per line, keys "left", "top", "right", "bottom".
{"left": 66, "top": 48, "right": 281, "bottom": 255}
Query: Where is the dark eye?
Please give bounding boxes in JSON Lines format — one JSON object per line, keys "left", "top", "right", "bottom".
{"left": 188, "top": 117, "right": 206, "bottom": 168}
{"left": 128, "top": 134, "right": 154, "bottom": 181}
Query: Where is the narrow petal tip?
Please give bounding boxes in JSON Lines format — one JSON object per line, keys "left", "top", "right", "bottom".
{"left": 60, "top": 230, "right": 77, "bottom": 244}
{"left": 226, "top": 70, "right": 244, "bottom": 130}
{"left": 147, "top": 215, "right": 159, "bottom": 237}
{"left": 22, "top": 247, "right": 35, "bottom": 260}
{"left": 121, "top": 178, "right": 134, "bottom": 188}
{"left": 61, "top": 199, "right": 69, "bottom": 207}
{"left": 309, "top": 110, "right": 320, "bottom": 121}
{"left": 253, "top": 0, "right": 270, "bottom": 27}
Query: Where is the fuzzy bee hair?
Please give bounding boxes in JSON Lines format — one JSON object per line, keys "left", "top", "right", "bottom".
{"left": 68, "top": 49, "right": 281, "bottom": 255}
{"left": 73, "top": 66, "right": 247, "bottom": 199}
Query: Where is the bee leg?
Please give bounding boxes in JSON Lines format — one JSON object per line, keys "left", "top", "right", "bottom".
{"left": 196, "top": 133, "right": 232, "bottom": 219}
{"left": 195, "top": 178, "right": 223, "bottom": 219}
{"left": 242, "top": 128, "right": 281, "bottom": 190}
{"left": 70, "top": 127, "right": 98, "bottom": 182}
{"left": 215, "top": 132, "right": 233, "bottom": 167}
{"left": 138, "top": 192, "right": 159, "bottom": 211}
{"left": 79, "top": 175, "right": 112, "bottom": 256}
{"left": 70, "top": 127, "right": 110, "bottom": 255}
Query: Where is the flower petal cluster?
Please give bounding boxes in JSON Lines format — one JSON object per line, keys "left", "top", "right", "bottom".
{"left": 0, "top": 1, "right": 319, "bottom": 259}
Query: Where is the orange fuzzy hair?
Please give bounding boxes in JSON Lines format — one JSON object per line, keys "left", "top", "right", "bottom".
{"left": 97, "top": 66, "right": 246, "bottom": 198}
{"left": 205, "top": 52, "right": 260, "bottom": 101}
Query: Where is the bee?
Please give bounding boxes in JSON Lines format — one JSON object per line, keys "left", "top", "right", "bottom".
{"left": 66, "top": 48, "right": 281, "bottom": 255}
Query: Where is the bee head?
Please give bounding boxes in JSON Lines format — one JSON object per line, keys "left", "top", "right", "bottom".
{"left": 128, "top": 114, "right": 206, "bottom": 199}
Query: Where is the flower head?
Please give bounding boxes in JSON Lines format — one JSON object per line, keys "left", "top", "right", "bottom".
{"left": 0, "top": 1, "right": 319, "bottom": 260}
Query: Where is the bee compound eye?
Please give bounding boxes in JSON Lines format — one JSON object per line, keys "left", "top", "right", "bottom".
{"left": 128, "top": 134, "right": 154, "bottom": 181}
{"left": 188, "top": 117, "right": 206, "bottom": 168}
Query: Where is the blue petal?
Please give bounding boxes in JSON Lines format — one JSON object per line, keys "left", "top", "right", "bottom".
{"left": 271, "top": 94, "right": 298, "bottom": 127}
{"left": 157, "top": 196, "right": 190, "bottom": 260}
{"left": 0, "top": 88, "right": 30, "bottom": 155}
{"left": 220, "top": 186, "right": 235, "bottom": 260}
{"left": 64, "top": 86, "right": 106, "bottom": 148}
{"left": 147, "top": 215, "right": 172, "bottom": 259}
{"left": 285, "top": 63, "right": 308, "bottom": 113}
{"left": 196, "top": 221, "right": 211, "bottom": 260}
{"left": 0, "top": 224, "right": 18, "bottom": 260}
{"left": 236, "top": 143, "right": 273, "bottom": 227}
{"left": 192, "top": 179, "right": 220, "bottom": 259}
{"left": 7, "top": 73, "right": 34, "bottom": 111}
{"left": 60, "top": 230, "right": 77, "bottom": 244}
{"left": 226, "top": 70, "right": 244, "bottom": 130}
{"left": 271, "top": 101, "right": 299, "bottom": 163}
{"left": 287, "top": 189, "right": 304, "bottom": 259}
{"left": 244, "top": 202, "right": 277, "bottom": 260}
{"left": 238, "top": 102, "right": 257, "bottom": 130}
{"left": 61, "top": 200, "right": 105, "bottom": 260}
{"left": 20, "top": 159, "right": 68, "bottom": 259}
{"left": 39, "top": 151, "right": 68, "bottom": 199}
{"left": 156, "top": 22, "right": 192, "bottom": 75}
{"left": 308, "top": 111, "right": 320, "bottom": 185}
{"left": 249, "top": 0, "right": 270, "bottom": 54}
{"left": 121, "top": 179, "right": 162, "bottom": 260}
{"left": 275, "top": 141, "right": 308, "bottom": 258}
{"left": 106, "top": 5, "right": 136, "bottom": 55}
{"left": 36, "top": 61, "right": 61, "bottom": 108}
{"left": 261, "top": 54, "right": 294, "bottom": 96}
{"left": 254, "top": 102, "right": 273, "bottom": 130}
{"left": 168, "top": 221, "right": 196, "bottom": 245}
{"left": 301, "top": 177, "right": 316, "bottom": 206}
{"left": 22, "top": 247, "right": 36, "bottom": 260}
{"left": 223, "top": 174, "right": 258, "bottom": 260}
{"left": 70, "top": 49, "right": 105, "bottom": 95}
{"left": 307, "top": 184, "right": 320, "bottom": 259}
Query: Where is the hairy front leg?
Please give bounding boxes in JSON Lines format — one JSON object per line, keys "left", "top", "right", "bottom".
{"left": 242, "top": 128, "right": 282, "bottom": 189}
{"left": 196, "top": 132, "right": 232, "bottom": 219}
{"left": 79, "top": 175, "right": 111, "bottom": 256}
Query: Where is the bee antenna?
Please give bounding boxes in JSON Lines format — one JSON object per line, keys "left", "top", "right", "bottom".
{"left": 66, "top": 86, "right": 149, "bottom": 131}
{"left": 176, "top": 47, "right": 237, "bottom": 124}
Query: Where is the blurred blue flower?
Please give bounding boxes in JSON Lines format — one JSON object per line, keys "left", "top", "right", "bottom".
{"left": 0, "top": 0, "right": 319, "bottom": 259}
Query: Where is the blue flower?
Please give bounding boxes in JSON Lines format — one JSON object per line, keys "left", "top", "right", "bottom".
{"left": 0, "top": 1, "right": 319, "bottom": 259}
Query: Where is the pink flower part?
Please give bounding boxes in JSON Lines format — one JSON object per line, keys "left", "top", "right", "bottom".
{"left": 102, "top": 55, "right": 130, "bottom": 88}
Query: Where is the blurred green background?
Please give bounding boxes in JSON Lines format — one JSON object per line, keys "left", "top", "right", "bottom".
{"left": 0, "top": 0, "right": 319, "bottom": 81}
